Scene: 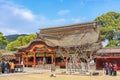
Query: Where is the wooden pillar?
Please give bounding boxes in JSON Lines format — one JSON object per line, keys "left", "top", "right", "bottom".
{"left": 43, "top": 52, "right": 46, "bottom": 65}
{"left": 18, "top": 57, "right": 21, "bottom": 64}
{"left": 66, "top": 53, "right": 68, "bottom": 66}
{"left": 54, "top": 52, "right": 56, "bottom": 64}
{"left": 51, "top": 54, "right": 54, "bottom": 64}
{"left": 26, "top": 53, "right": 29, "bottom": 67}
{"left": 33, "top": 52, "right": 36, "bottom": 67}
{"left": 21, "top": 52, "right": 25, "bottom": 67}
{"left": 96, "top": 58, "right": 98, "bottom": 69}
{"left": 22, "top": 57, "right": 24, "bottom": 65}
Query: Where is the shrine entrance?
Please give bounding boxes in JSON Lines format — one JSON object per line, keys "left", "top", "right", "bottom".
{"left": 18, "top": 42, "right": 55, "bottom": 67}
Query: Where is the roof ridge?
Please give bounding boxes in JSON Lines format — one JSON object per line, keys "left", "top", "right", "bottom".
{"left": 40, "top": 21, "right": 97, "bottom": 31}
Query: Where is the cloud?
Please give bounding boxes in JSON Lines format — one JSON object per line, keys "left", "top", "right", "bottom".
{"left": 1, "top": 1, "right": 35, "bottom": 21}
{"left": 0, "top": 0, "right": 39, "bottom": 35}
{"left": 0, "top": 0, "right": 86, "bottom": 35}
{"left": 13, "top": 8, "right": 35, "bottom": 21}
{"left": 58, "top": 10, "right": 70, "bottom": 16}
{"left": 0, "top": 27, "right": 19, "bottom": 35}
{"left": 71, "top": 18, "right": 81, "bottom": 23}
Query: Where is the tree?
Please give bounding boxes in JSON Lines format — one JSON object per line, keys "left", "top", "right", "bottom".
{"left": 94, "top": 12, "right": 120, "bottom": 47}
{"left": 0, "top": 52, "right": 2, "bottom": 57}
{"left": 55, "top": 30, "right": 100, "bottom": 74}
{"left": 5, "top": 34, "right": 36, "bottom": 51}
{"left": 0, "top": 32, "right": 8, "bottom": 49}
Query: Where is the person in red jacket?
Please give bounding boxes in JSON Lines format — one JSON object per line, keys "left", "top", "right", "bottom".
{"left": 113, "top": 64, "right": 118, "bottom": 76}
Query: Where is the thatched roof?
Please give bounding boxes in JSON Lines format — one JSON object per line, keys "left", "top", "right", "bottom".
{"left": 17, "top": 22, "right": 102, "bottom": 51}
{"left": 16, "top": 39, "right": 55, "bottom": 51}
{"left": 0, "top": 52, "right": 15, "bottom": 60}
{"left": 39, "top": 22, "right": 98, "bottom": 36}
{"left": 96, "top": 48, "right": 120, "bottom": 55}
{"left": 39, "top": 22, "right": 100, "bottom": 46}
{"left": 43, "top": 28, "right": 99, "bottom": 47}
{"left": 16, "top": 39, "right": 44, "bottom": 50}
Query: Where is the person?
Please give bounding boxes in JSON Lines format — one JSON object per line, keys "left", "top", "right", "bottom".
{"left": 10, "top": 61, "right": 15, "bottom": 73}
{"left": 43, "top": 57, "right": 46, "bottom": 65}
{"left": 50, "top": 63, "right": 56, "bottom": 77}
{"left": 105, "top": 62, "right": 109, "bottom": 75}
{"left": 84, "top": 61, "right": 88, "bottom": 71}
{"left": 89, "top": 59, "right": 95, "bottom": 70}
{"left": 20, "top": 60, "right": 24, "bottom": 72}
{"left": 0, "top": 60, "right": 1, "bottom": 74}
{"left": 5, "top": 61, "right": 10, "bottom": 73}
{"left": 109, "top": 63, "right": 113, "bottom": 76}
{"left": 1, "top": 60, "right": 5, "bottom": 74}
{"left": 113, "top": 64, "right": 118, "bottom": 76}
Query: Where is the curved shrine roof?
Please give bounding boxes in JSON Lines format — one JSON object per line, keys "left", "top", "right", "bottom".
{"left": 17, "top": 22, "right": 102, "bottom": 52}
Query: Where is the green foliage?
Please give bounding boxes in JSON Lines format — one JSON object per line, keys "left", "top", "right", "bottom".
{"left": 5, "top": 34, "right": 27, "bottom": 42}
{"left": 0, "top": 52, "right": 2, "bottom": 57}
{"left": 95, "top": 11, "right": 120, "bottom": 47}
{"left": 5, "top": 34, "right": 36, "bottom": 51}
{"left": 106, "top": 40, "right": 120, "bottom": 48}
{"left": 0, "top": 32, "right": 8, "bottom": 49}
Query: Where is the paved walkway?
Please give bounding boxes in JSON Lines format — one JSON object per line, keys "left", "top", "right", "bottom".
{"left": 1, "top": 67, "right": 120, "bottom": 76}
{"left": 0, "top": 67, "right": 66, "bottom": 76}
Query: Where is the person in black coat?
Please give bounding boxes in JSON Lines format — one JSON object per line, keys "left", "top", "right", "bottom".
{"left": 109, "top": 63, "right": 113, "bottom": 76}
{"left": 1, "top": 60, "right": 5, "bottom": 74}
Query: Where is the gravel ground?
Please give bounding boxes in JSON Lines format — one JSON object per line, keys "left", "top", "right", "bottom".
{"left": 0, "top": 71, "right": 120, "bottom": 80}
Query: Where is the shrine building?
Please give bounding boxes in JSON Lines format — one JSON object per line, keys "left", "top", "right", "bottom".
{"left": 96, "top": 48, "right": 120, "bottom": 69}
{"left": 16, "top": 22, "right": 102, "bottom": 68}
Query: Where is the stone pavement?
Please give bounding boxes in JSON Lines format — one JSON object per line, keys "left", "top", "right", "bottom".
{"left": 0, "top": 67, "right": 120, "bottom": 76}
{"left": 0, "top": 67, "right": 66, "bottom": 76}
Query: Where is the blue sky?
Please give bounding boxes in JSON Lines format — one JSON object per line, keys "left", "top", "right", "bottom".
{"left": 0, "top": 0, "right": 120, "bottom": 35}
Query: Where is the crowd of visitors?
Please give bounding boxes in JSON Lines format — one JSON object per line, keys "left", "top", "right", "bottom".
{"left": 105, "top": 62, "right": 118, "bottom": 76}
{"left": 0, "top": 59, "right": 15, "bottom": 74}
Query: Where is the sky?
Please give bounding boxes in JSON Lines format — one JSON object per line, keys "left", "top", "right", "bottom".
{"left": 0, "top": 0, "right": 120, "bottom": 35}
